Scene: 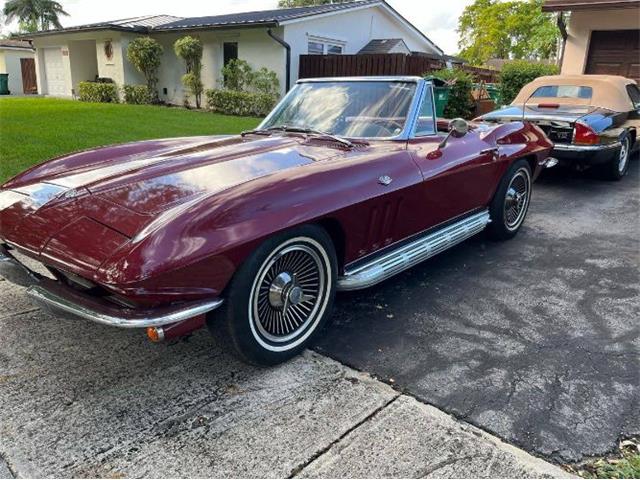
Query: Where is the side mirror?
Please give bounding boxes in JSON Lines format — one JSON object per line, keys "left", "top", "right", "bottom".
{"left": 449, "top": 118, "right": 469, "bottom": 138}
{"left": 439, "top": 118, "right": 469, "bottom": 149}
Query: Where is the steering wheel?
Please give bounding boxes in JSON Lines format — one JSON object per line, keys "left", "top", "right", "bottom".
{"left": 369, "top": 118, "right": 404, "bottom": 135}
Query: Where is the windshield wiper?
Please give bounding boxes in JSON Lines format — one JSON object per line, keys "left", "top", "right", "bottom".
{"left": 242, "top": 125, "right": 354, "bottom": 148}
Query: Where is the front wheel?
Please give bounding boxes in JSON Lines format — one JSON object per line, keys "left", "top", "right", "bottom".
{"left": 208, "top": 225, "right": 337, "bottom": 366}
{"left": 487, "top": 159, "right": 532, "bottom": 241}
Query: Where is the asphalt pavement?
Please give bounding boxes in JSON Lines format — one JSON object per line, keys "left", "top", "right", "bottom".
{"left": 317, "top": 160, "right": 640, "bottom": 463}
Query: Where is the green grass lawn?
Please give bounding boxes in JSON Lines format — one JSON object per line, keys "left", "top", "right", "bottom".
{"left": 0, "top": 97, "right": 261, "bottom": 183}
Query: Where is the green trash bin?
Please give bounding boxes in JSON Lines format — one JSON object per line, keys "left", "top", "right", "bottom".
{"left": 0, "top": 74, "right": 9, "bottom": 95}
{"left": 432, "top": 86, "right": 450, "bottom": 117}
{"left": 485, "top": 84, "right": 501, "bottom": 105}
{"left": 424, "top": 76, "right": 450, "bottom": 117}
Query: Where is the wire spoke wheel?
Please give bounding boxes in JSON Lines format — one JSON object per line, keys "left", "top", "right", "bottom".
{"left": 618, "top": 137, "right": 630, "bottom": 174}
{"left": 249, "top": 238, "right": 331, "bottom": 351}
{"left": 503, "top": 168, "right": 531, "bottom": 231}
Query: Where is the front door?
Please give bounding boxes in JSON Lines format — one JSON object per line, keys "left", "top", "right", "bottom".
{"left": 408, "top": 86, "right": 501, "bottom": 227}
{"left": 20, "top": 58, "right": 37, "bottom": 94}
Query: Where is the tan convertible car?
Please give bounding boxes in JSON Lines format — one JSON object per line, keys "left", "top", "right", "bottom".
{"left": 482, "top": 75, "right": 640, "bottom": 180}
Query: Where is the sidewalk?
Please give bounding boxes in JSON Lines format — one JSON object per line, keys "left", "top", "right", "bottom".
{"left": 0, "top": 280, "right": 571, "bottom": 478}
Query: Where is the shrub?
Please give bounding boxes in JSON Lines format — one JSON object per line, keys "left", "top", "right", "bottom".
{"left": 122, "top": 84, "right": 152, "bottom": 104}
{"left": 78, "top": 82, "right": 119, "bottom": 103}
{"left": 251, "top": 67, "right": 280, "bottom": 97}
{"left": 221, "top": 59, "right": 254, "bottom": 92}
{"left": 499, "top": 60, "right": 559, "bottom": 104}
{"left": 126, "top": 37, "right": 163, "bottom": 102}
{"left": 174, "top": 36, "right": 204, "bottom": 108}
{"left": 429, "top": 68, "right": 475, "bottom": 119}
{"left": 206, "top": 89, "right": 277, "bottom": 117}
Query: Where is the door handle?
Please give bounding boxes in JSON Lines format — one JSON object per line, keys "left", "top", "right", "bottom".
{"left": 480, "top": 147, "right": 499, "bottom": 155}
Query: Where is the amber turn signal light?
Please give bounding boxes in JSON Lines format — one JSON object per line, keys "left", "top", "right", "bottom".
{"left": 146, "top": 327, "right": 164, "bottom": 342}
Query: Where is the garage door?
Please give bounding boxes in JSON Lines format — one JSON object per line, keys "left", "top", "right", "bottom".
{"left": 43, "top": 47, "right": 67, "bottom": 96}
{"left": 585, "top": 30, "right": 640, "bottom": 83}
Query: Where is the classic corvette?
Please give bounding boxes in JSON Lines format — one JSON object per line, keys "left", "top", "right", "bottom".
{"left": 0, "top": 77, "right": 554, "bottom": 365}
{"left": 481, "top": 74, "right": 640, "bottom": 180}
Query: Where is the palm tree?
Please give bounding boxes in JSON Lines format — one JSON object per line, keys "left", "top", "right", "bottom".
{"left": 38, "top": 0, "right": 68, "bottom": 30}
{"left": 3, "top": 0, "right": 68, "bottom": 33}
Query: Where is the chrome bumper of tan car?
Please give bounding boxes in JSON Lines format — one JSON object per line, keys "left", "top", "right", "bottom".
{"left": 553, "top": 141, "right": 621, "bottom": 152}
{"left": 0, "top": 247, "right": 223, "bottom": 328}
{"left": 337, "top": 210, "right": 491, "bottom": 291}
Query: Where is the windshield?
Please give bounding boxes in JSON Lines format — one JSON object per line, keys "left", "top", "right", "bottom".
{"left": 261, "top": 81, "right": 417, "bottom": 138}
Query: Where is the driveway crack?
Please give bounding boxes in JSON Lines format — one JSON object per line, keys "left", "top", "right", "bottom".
{"left": 288, "top": 393, "right": 401, "bottom": 478}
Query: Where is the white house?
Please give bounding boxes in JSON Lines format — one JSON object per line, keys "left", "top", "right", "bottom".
{"left": 0, "top": 39, "right": 37, "bottom": 95}
{"left": 23, "top": 0, "right": 443, "bottom": 104}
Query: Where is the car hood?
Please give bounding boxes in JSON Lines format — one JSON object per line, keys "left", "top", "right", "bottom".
{"left": 3, "top": 135, "right": 341, "bottom": 213}
{"left": 0, "top": 134, "right": 343, "bottom": 272}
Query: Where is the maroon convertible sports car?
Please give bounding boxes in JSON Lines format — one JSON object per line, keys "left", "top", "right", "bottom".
{"left": 0, "top": 77, "right": 554, "bottom": 365}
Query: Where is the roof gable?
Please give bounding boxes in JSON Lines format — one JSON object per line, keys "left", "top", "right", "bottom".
{"left": 358, "top": 38, "right": 410, "bottom": 54}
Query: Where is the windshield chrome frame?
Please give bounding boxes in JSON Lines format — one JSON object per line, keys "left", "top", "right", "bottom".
{"left": 258, "top": 77, "right": 431, "bottom": 141}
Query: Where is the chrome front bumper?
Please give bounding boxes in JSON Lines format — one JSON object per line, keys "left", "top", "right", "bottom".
{"left": 0, "top": 247, "right": 223, "bottom": 328}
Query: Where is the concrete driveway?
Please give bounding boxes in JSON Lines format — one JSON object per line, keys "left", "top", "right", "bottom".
{"left": 0, "top": 286, "right": 567, "bottom": 478}
{"left": 317, "top": 160, "right": 640, "bottom": 463}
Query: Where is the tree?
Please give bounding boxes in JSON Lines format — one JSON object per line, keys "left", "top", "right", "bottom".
{"left": 457, "top": 0, "right": 559, "bottom": 65}
{"left": 278, "top": 0, "right": 349, "bottom": 7}
{"left": 3, "top": 0, "right": 68, "bottom": 33}
{"left": 126, "top": 37, "right": 163, "bottom": 102}
{"left": 174, "top": 36, "right": 204, "bottom": 108}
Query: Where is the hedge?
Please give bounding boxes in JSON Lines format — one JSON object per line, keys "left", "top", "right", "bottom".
{"left": 77, "top": 82, "right": 119, "bottom": 103}
{"left": 206, "top": 89, "right": 277, "bottom": 117}
{"left": 499, "top": 61, "right": 559, "bottom": 105}
{"left": 122, "top": 84, "right": 152, "bottom": 104}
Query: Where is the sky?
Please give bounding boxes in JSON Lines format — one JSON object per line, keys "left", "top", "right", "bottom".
{"left": 0, "top": 0, "right": 475, "bottom": 54}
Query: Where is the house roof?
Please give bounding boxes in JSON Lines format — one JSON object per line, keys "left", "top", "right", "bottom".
{"left": 19, "top": 0, "right": 443, "bottom": 55}
{"left": 358, "top": 38, "right": 410, "bottom": 54}
{"left": 0, "top": 39, "right": 34, "bottom": 50}
{"left": 542, "top": 0, "right": 640, "bottom": 11}
{"left": 22, "top": 14, "right": 183, "bottom": 36}
{"left": 158, "top": 0, "right": 380, "bottom": 29}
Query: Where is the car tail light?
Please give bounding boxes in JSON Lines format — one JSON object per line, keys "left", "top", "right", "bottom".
{"left": 537, "top": 103, "right": 559, "bottom": 109}
{"left": 573, "top": 122, "right": 600, "bottom": 145}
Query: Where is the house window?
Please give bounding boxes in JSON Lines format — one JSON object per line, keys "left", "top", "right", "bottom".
{"left": 223, "top": 42, "right": 238, "bottom": 66}
{"left": 307, "top": 39, "right": 344, "bottom": 55}
{"left": 308, "top": 41, "right": 324, "bottom": 55}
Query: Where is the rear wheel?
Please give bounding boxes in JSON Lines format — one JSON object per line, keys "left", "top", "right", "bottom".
{"left": 603, "top": 134, "right": 631, "bottom": 181}
{"left": 208, "top": 225, "right": 337, "bottom": 366}
{"left": 487, "top": 159, "right": 532, "bottom": 241}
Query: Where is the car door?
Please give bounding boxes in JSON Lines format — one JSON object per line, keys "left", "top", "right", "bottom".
{"left": 408, "top": 86, "right": 502, "bottom": 227}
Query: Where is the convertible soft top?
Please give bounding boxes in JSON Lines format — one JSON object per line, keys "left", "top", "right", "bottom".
{"left": 512, "top": 75, "right": 637, "bottom": 112}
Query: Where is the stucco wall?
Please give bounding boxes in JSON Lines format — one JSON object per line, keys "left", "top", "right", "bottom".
{"left": 0, "top": 48, "right": 35, "bottom": 94}
{"left": 562, "top": 7, "right": 640, "bottom": 75}
{"left": 153, "top": 28, "right": 286, "bottom": 105}
{"left": 284, "top": 5, "right": 439, "bottom": 84}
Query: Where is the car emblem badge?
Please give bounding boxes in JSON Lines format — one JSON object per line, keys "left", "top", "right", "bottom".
{"left": 378, "top": 175, "right": 393, "bottom": 186}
